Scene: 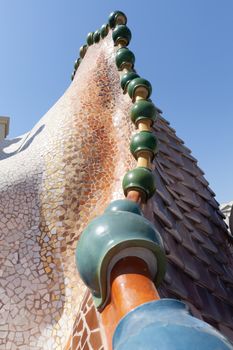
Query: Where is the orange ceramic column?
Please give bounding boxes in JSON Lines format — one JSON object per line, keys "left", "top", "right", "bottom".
{"left": 101, "top": 257, "right": 160, "bottom": 349}
{"left": 111, "top": 257, "right": 160, "bottom": 317}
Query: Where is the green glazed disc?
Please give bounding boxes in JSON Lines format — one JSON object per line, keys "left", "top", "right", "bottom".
{"left": 112, "top": 25, "right": 132, "bottom": 46}
{"left": 120, "top": 72, "right": 139, "bottom": 92}
{"left": 122, "top": 167, "right": 156, "bottom": 202}
{"left": 130, "top": 99, "right": 158, "bottom": 127}
{"left": 127, "top": 77, "right": 152, "bottom": 101}
{"left": 93, "top": 30, "right": 101, "bottom": 43}
{"left": 115, "top": 47, "right": 135, "bottom": 70}
{"left": 86, "top": 32, "right": 94, "bottom": 46}
{"left": 130, "top": 131, "right": 158, "bottom": 160}
{"left": 74, "top": 58, "right": 81, "bottom": 71}
{"left": 79, "top": 45, "right": 87, "bottom": 59}
{"left": 71, "top": 71, "right": 75, "bottom": 81}
{"left": 100, "top": 24, "right": 109, "bottom": 38}
{"left": 108, "top": 10, "right": 127, "bottom": 28}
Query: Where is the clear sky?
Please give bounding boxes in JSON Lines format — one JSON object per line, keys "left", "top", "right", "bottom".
{"left": 0, "top": 1, "right": 232, "bottom": 203}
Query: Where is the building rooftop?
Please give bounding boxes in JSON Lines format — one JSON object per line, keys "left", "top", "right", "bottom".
{"left": 0, "top": 116, "right": 10, "bottom": 140}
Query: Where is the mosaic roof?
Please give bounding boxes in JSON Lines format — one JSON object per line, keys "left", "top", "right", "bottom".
{"left": 0, "top": 13, "right": 233, "bottom": 350}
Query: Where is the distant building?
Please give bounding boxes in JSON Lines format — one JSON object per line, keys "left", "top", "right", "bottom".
{"left": 220, "top": 201, "right": 233, "bottom": 232}
{"left": 0, "top": 116, "right": 10, "bottom": 140}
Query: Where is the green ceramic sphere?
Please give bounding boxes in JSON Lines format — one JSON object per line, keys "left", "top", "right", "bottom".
{"left": 130, "top": 99, "right": 158, "bottom": 127}
{"left": 71, "top": 71, "right": 75, "bottom": 81}
{"left": 93, "top": 30, "right": 101, "bottom": 43}
{"left": 108, "top": 10, "right": 127, "bottom": 28}
{"left": 120, "top": 72, "right": 139, "bottom": 92}
{"left": 112, "top": 25, "right": 132, "bottom": 46}
{"left": 76, "top": 199, "right": 166, "bottom": 309}
{"left": 130, "top": 131, "right": 158, "bottom": 160}
{"left": 74, "top": 58, "right": 81, "bottom": 71}
{"left": 100, "top": 24, "right": 109, "bottom": 38}
{"left": 79, "top": 45, "right": 87, "bottom": 59}
{"left": 122, "top": 167, "right": 156, "bottom": 202}
{"left": 86, "top": 32, "right": 94, "bottom": 46}
{"left": 105, "top": 199, "right": 142, "bottom": 216}
{"left": 115, "top": 47, "right": 135, "bottom": 70}
{"left": 127, "top": 77, "right": 152, "bottom": 101}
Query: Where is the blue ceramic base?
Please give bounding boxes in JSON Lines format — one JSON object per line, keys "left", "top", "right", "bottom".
{"left": 113, "top": 299, "right": 233, "bottom": 350}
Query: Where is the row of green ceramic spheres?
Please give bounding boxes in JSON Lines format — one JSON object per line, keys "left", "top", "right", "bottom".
{"left": 71, "top": 10, "right": 131, "bottom": 80}
{"left": 71, "top": 24, "right": 109, "bottom": 80}
{"left": 71, "top": 11, "right": 127, "bottom": 80}
{"left": 71, "top": 12, "right": 131, "bottom": 80}
{"left": 120, "top": 69, "right": 159, "bottom": 202}
{"left": 71, "top": 11, "right": 159, "bottom": 202}
{"left": 109, "top": 12, "right": 160, "bottom": 203}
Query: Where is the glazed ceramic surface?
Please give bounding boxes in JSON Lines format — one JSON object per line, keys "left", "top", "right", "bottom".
{"left": 0, "top": 33, "right": 135, "bottom": 349}
{"left": 1, "top": 12, "right": 233, "bottom": 350}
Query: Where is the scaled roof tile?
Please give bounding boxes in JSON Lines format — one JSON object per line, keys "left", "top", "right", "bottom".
{"left": 149, "top": 115, "right": 233, "bottom": 340}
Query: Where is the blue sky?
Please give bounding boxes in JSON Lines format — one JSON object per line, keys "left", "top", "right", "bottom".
{"left": 0, "top": 1, "right": 232, "bottom": 203}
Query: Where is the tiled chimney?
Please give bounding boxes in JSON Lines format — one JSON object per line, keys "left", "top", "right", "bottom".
{"left": 0, "top": 116, "right": 10, "bottom": 141}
